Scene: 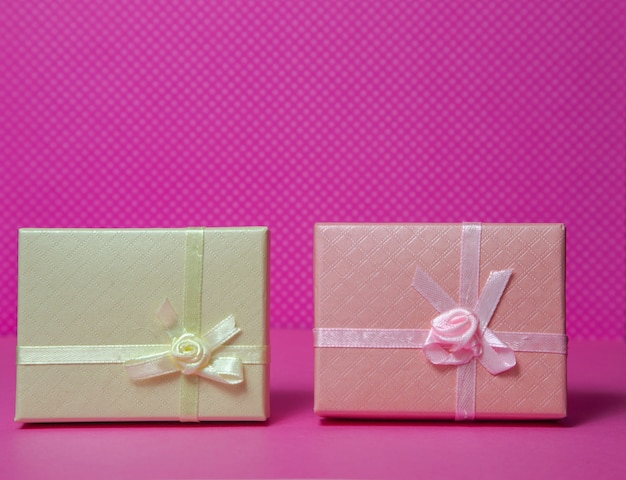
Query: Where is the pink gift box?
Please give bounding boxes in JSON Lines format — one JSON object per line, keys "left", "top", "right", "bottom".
{"left": 314, "top": 223, "right": 567, "bottom": 420}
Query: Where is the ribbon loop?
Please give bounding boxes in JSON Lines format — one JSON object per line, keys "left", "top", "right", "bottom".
{"left": 197, "top": 357, "right": 244, "bottom": 384}
{"left": 478, "top": 330, "right": 516, "bottom": 375}
{"left": 124, "top": 352, "right": 180, "bottom": 380}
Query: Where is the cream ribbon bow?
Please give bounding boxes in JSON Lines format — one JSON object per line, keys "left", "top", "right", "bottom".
{"left": 125, "top": 299, "right": 245, "bottom": 384}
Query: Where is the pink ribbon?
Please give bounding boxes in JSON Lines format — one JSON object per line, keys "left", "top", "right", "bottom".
{"left": 413, "top": 223, "right": 517, "bottom": 419}
{"left": 313, "top": 223, "right": 567, "bottom": 420}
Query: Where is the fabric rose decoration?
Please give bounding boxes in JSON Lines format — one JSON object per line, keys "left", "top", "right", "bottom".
{"left": 423, "top": 307, "right": 484, "bottom": 366}
{"left": 170, "top": 333, "right": 211, "bottom": 375}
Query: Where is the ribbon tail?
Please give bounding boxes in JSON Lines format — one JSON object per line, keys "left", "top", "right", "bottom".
{"left": 157, "top": 298, "right": 184, "bottom": 338}
{"left": 479, "top": 329, "right": 516, "bottom": 375}
{"left": 475, "top": 270, "right": 513, "bottom": 332}
{"left": 412, "top": 267, "right": 458, "bottom": 313}
{"left": 203, "top": 315, "right": 241, "bottom": 351}
{"left": 197, "top": 357, "right": 244, "bottom": 385}
{"left": 125, "top": 351, "right": 180, "bottom": 380}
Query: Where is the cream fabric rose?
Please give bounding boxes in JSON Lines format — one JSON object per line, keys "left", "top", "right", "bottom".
{"left": 423, "top": 307, "right": 483, "bottom": 365}
{"left": 170, "top": 333, "right": 211, "bottom": 375}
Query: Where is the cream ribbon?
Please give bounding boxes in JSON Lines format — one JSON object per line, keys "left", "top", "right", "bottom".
{"left": 124, "top": 298, "right": 255, "bottom": 384}
{"left": 16, "top": 228, "right": 268, "bottom": 422}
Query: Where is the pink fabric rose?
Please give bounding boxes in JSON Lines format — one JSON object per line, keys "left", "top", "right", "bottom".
{"left": 423, "top": 307, "right": 483, "bottom": 366}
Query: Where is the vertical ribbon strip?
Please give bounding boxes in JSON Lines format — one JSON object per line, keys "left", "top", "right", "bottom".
{"left": 180, "top": 228, "right": 205, "bottom": 422}
{"left": 313, "top": 223, "right": 567, "bottom": 421}
{"left": 413, "top": 223, "right": 515, "bottom": 419}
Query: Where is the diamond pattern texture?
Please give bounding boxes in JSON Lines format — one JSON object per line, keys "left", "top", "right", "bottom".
{"left": 1, "top": 1, "right": 625, "bottom": 340}
{"left": 314, "top": 223, "right": 566, "bottom": 419}
{"left": 16, "top": 228, "right": 269, "bottom": 422}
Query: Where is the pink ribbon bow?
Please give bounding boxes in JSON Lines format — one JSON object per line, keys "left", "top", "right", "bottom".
{"left": 416, "top": 269, "right": 517, "bottom": 376}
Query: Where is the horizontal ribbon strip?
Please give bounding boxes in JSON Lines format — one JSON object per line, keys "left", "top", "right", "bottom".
{"left": 313, "top": 328, "right": 567, "bottom": 354}
{"left": 17, "top": 345, "right": 268, "bottom": 365}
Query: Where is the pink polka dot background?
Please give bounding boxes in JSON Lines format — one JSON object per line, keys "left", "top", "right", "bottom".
{"left": 1, "top": 1, "right": 624, "bottom": 339}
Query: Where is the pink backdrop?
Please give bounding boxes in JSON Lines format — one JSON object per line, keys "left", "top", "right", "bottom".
{"left": 1, "top": 1, "right": 624, "bottom": 339}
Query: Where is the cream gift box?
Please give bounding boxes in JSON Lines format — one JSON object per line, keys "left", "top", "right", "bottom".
{"left": 16, "top": 227, "right": 269, "bottom": 422}
{"left": 314, "top": 223, "right": 567, "bottom": 420}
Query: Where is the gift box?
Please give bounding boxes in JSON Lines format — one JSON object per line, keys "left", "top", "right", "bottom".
{"left": 314, "top": 223, "right": 567, "bottom": 420}
{"left": 16, "top": 227, "right": 270, "bottom": 422}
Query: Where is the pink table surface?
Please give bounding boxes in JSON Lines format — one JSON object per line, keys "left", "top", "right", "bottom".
{"left": 2, "top": 330, "right": 625, "bottom": 479}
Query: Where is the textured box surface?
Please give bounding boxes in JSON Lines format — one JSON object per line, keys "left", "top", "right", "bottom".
{"left": 16, "top": 227, "right": 269, "bottom": 422}
{"left": 314, "top": 223, "right": 567, "bottom": 420}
